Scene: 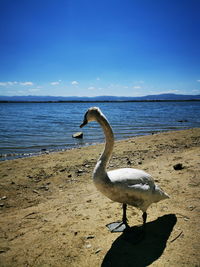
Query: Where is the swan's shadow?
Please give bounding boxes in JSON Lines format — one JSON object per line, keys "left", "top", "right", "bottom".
{"left": 102, "top": 214, "right": 177, "bottom": 267}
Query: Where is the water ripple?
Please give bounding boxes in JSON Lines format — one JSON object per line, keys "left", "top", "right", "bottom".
{"left": 0, "top": 102, "right": 200, "bottom": 160}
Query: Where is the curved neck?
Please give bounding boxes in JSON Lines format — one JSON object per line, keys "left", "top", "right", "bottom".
{"left": 95, "top": 114, "right": 114, "bottom": 173}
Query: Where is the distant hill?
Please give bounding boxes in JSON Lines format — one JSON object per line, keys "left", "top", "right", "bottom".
{"left": 0, "top": 93, "right": 200, "bottom": 102}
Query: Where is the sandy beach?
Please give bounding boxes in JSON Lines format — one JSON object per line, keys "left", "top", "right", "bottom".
{"left": 0, "top": 128, "right": 200, "bottom": 266}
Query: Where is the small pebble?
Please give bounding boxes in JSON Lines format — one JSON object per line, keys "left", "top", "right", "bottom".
{"left": 188, "top": 205, "right": 196, "bottom": 211}
{"left": 33, "top": 190, "right": 40, "bottom": 194}
{"left": 173, "top": 163, "right": 184, "bottom": 170}
{"left": 60, "top": 168, "right": 66, "bottom": 172}
{"left": 0, "top": 247, "right": 10, "bottom": 254}
{"left": 95, "top": 249, "right": 102, "bottom": 254}
{"left": 38, "top": 185, "right": 49, "bottom": 191}
{"left": 127, "top": 160, "right": 131, "bottom": 165}
{"left": 84, "top": 164, "right": 90, "bottom": 168}
{"left": 85, "top": 235, "right": 95, "bottom": 239}
{"left": 72, "top": 132, "right": 83, "bottom": 139}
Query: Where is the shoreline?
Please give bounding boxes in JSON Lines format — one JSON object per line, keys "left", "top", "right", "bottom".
{"left": 1, "top": 99, "right": 200, "bottom": 103}
{"left": 0, "top": 127, "right": 198, "bottom": 162}
{"left": 0, "top": 128, "right": 200, "bottom": 266}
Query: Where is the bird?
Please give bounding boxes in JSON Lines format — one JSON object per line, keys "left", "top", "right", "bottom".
{"left": 80, "top": 107, "right": 169, "bottom": 233}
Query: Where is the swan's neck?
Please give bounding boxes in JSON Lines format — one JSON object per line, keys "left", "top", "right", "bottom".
{"left": 94, "top": 114, "right": 114, "bottom": 178}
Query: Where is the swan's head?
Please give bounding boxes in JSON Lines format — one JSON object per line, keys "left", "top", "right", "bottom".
{"left": 80, "top": 107, "right": 102, "bottom": 128}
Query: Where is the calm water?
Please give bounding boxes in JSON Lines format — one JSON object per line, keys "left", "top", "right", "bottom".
{"left": 0, "top": 102, "right": 200, "bottom": 160}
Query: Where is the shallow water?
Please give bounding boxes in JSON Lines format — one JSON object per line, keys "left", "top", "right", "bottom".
{"left": 0, "top": 101, "right": 200, "bottom": 160}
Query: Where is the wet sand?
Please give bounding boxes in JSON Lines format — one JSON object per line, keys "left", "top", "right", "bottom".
{"left": 0, "top": 128, "right": 200, "bottom": 266}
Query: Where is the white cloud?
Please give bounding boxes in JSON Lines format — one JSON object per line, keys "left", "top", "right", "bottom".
{"left": 108, "top": 83, "right": 121, "bottom": 88}
{"left": 197, "top": 80, "right": 200, "bottom": 82}
{"left": 8, "top": 81, "right": 18, "bottom": 85}
{"left": 71, "top": 81, "right": 79, "bottom": 85}
{"left": 28, "top": 88, "right": 40, "bottom": 92}
{"left": 0, "top": 81, "right": 18, "bottom": 86}
{"left": 133, "top": 86, "right": 141, "bottom": 89}
{"left": 134, "top": 80, "right": 144, "bottom": 84}
{"left": 150, "top": 89, "right": 180, "bottom": 95}
{"left": 20, "top": 82, "right": 33, "bottom": 86}
{"left": 50, "top": 81, "right": 60, "bottom": 85}
{"left": 88, "top": 86, "right": 95, "bottom": 90}
{"left": 0, "top": 82, "right": 7, "bottom": 86}
{"left": 0, "top": 81, "right": 34, "bottom": 86}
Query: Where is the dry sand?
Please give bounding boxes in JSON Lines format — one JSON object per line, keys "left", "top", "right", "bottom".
{"left": 0, "top": 128, "right": 200, "bottom": 267}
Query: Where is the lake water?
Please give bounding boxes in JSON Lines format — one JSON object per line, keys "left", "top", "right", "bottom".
{"left": 0, "top": 101, "right": 200, "bottom": 160}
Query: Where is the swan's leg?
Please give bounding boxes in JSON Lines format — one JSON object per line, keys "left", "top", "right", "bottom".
{"left": 106, "top": 204, "right": 129, "bottom": 232}
{"left": 122, "top": 203, "right": 128, "bottom": 224}
{"left": 142, "top": 212, "right": 147, "bottom": 227}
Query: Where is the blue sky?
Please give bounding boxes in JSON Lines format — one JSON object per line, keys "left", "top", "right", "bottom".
{"left": 0, "top": 0, "right": 200, "bottom": 97}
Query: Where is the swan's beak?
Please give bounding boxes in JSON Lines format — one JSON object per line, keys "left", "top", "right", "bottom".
{"left": 80, "top": 111, "right": 88, "bottom": 128}
{"left": 80, "top": 119, "right": 88, "bottom": 128}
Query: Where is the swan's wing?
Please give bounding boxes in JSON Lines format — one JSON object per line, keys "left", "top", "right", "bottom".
{"left": 107, "top": 168, "right": 155, "bottom": 199}
{"left": 107, "top": 168, "right": 154, "bottom": 186}
{"left": 107, "top": 168, "right": 168, "bottom": 203}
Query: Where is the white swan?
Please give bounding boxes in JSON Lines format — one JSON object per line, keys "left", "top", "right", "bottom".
{"left": 80, "top": 107, "right": 169, "bottom": 232}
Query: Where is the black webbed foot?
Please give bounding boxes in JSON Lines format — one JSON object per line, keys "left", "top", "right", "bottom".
{"left": 106, "top": 221, "right": 130, "bottom": 232}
